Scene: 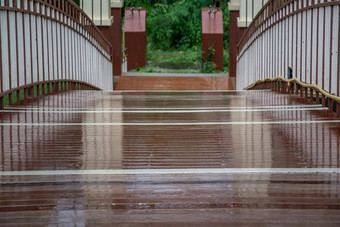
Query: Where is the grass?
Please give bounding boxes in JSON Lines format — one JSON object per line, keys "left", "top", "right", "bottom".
{"left": 131, "top": 67, "right": 199, "bottom": 73}
{"left": 147, "top": 45, "right": 200, "bottom": 63}
{"left": 146, "top": 45, "right": 229, "bottom": 73}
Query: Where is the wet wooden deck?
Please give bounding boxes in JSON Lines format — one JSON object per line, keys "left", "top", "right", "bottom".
{"left": 115, "top": 76, "right": 234, "bottom": 90}
{"left": 1, "top": 90, "right": 340, "bottom": 225}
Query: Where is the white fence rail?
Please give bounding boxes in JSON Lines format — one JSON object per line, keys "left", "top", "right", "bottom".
{"left": 237, "top": 0, "right": 340, "bottom": 95}
{"left": 0, "top": 0, "right": 113, "bottom": 102}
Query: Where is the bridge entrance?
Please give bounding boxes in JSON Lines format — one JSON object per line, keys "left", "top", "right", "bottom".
{"left": 1, "top": 0, "right": 340, "bottom": 225}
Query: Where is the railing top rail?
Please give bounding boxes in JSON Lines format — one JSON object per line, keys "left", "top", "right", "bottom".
{"left": 0, "top": 0, "right": 112, "bottom": 57}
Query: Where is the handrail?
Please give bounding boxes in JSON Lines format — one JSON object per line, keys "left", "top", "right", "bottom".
{"left": 245, "top": 77, "right": 340, "bottom": 103}
{"left": 245, "top": 76, "right": 340, "bottom": 117}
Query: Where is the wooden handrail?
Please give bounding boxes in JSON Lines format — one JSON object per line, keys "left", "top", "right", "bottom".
{"left": 246, "top": 77, "right": 340, "bottom": 103}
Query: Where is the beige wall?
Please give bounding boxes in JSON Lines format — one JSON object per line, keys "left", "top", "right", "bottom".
{"left": 230, "top": 0, "right": 269, "bottom": 28}
{"left": 79, "top": 0, "right": 114, "bottom": 26}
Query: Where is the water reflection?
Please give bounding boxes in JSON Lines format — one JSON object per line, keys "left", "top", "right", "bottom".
{"left": 0, "top": 91, "right": 340, "bottom": 172}
{"left": 0, "top": 90, "right": 340, "bottom": 224}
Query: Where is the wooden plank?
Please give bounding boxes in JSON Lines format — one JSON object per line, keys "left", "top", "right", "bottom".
{"left": 115, "top": 76, "right": 234, "bottom": 91}
{"left": 0, "top": 87, "right": 340, "bottom": 225}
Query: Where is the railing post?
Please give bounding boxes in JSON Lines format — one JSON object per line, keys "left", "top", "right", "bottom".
{"left": 328, "top": 98, "right": 334, "bottom": 113}
{"left": 315, "top": 91, "right": 320, "bottom": 104}
{"left": 290, "top": 83, "right": 294, "bottom": 94}
{"left": 24, "top": 88, "right": 28, "bottom": 100}
{"left": 9, "top": 93, "right": 13, "bottom": 105}
{"left": 336, "top": 102, "right": 340, "bottom": 118}
{"left": 31, "top": 86, "right": 34, "bottom": 98}
{"left": 295, "top": 83, "right": 298, "bottom": 94}
{"left": 54, "top": 82, "right": 59, "bottom": 93}
{"left": 322, "top": 95, "right": 326, "bottom": 107}
{"left": 310, "top": 89, "right": 314, "bottom": 104}
{"left": 305, "top": 87, "right": 308, "bottom": 101}
{"left": 0, "top": 97, "right": 3, "bottom": 110}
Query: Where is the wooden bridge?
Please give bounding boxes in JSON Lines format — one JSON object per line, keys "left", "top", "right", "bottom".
{"left": 1, "top": 0, "right": 340, "bottom": 225}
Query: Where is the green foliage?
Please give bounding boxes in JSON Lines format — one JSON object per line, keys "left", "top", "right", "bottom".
{"left": 72, "top": 0, "right": 80, "bottom": 6}
{"left": 200, "top": 47, "right": 216, "bottom": 73}
{"left": 223, "top": 5, "right": 230, "bottom": 69}
{"left": 147, "top": 0, "right": 211, "bottom": 50}
{"left": 124, "top": 0, "right": 231, "bottom": 71}
{"left": 148, "top": 46, "right": 199, "bottom": 62}
{"left": 138, "top": 67, "right": 157, "bottom": 73}
{"left": 130, "top": 67, "right": 157, "bottom": 72}
{"left": 223, "top": 49, "right": 229, "bottom": 72}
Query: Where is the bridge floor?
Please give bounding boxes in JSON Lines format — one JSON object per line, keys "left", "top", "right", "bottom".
{"left": 115, "top": 75, "right": 234, "bottom": 90}
{"left": 1, "top": 90, "right": 340, "bottom": 225}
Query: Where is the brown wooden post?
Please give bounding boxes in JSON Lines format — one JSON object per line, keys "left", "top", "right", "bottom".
{"left": 9, "top": 93, "right": 13, "bottom": 105}
{"left": 310, "top": 89, "right": 314, "bottom": 104}
{"left": 0, "top": 97, "right": 3, "bottom": 109}
{"left": 111, "top": 0, "right": 124, "bottom": 76}
{"left": 124, "top": 8, "right": 147, "bottom": 71}
{"left": 201, "top": 7, "right": 224, "bottom": 71}
{"left": 55, "top": 82, "right": 59, "bottom": 93}
{"left": 31, "top": 86, "right": 34, "bottom": 97}
{"left": 322, "top": 94, "right": 326, "bottom": 107}
{"left": 26, "top": 87, "right": 30, "bottom": 99}
{"left": 24, "top": 88, "right": 28, "bottom": 100}
{"left": 328, "top": 98, "right": 334, "bottom": 113}
{"left": 336, "top": 102, "right": 340, "bottom": 118}
{"left": 228, "top": 0, "right": 242, "bottom": 77}
{"left": 295, "top": 83, "right": 298, "bottom": 94}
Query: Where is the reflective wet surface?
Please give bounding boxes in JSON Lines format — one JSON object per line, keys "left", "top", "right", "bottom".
{"left": 115, "top": 76, "right": 234, "bottom": 90}
{"left": 1, "top": 90, "right": 340, "bottom": 225}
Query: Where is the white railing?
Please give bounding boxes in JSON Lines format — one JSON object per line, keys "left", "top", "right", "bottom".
{"left": 0, "top": 0, "right": 113, "bottom": 107}
{"left": 237, "top": 0, "right": 340, "bottom": 94}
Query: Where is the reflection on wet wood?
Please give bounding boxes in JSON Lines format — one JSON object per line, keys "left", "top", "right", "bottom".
{"left": 0, "top": 90, "right": 340, "bottom": 225}
{"left": 115, "top": 76, "right": 234, "bottom": 90}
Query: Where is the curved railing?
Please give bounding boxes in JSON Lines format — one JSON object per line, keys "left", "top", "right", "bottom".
{"left": 0, "top": 0, "right": 113, "bottom": 108}
{"left": 246, "top": 77, "right": 340, "bottom": 116}
{"left": 237, "top": 0, "right": 340, "bottom": 93}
